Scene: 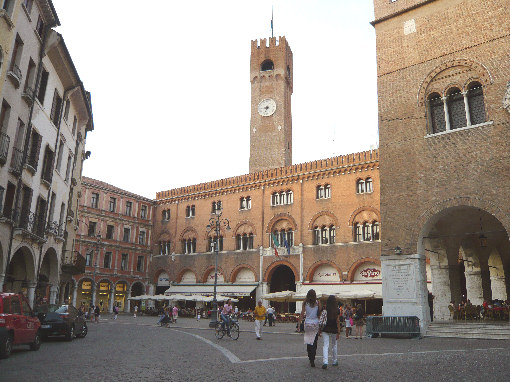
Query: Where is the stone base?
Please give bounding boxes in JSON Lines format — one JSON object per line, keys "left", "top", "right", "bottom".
{"left": 381, "top": 253, "right": 431, "bottom": 335}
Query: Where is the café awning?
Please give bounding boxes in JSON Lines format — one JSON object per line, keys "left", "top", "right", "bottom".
{"left": 164, "top": 284, "right": 257, "bottom": 297}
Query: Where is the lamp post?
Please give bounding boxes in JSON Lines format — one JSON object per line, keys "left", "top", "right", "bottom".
{"left": 206, "top": 209, "right": 230, "bottom": 328}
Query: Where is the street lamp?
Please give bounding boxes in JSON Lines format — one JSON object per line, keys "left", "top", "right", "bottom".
{"left": 206, "top": 209, "right": 230, "bottom": 328}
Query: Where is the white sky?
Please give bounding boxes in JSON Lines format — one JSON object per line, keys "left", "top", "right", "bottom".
{"left": 51, "top": 0, "right": 378, "bottom": 199}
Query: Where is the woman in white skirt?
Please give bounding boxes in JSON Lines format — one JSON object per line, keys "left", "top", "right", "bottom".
{"left": 299, "top": 289, "right": 321, "bottom": 367}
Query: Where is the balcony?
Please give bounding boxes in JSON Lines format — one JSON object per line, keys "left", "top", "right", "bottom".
{"left": 7, "top": 63, "right": 22, "bottom": 88}
{"left": 61, "top": 251, "right": 86, "bottom": 275}
{"left": 21, "top": 86, "right": 34, "bottom": 105}
{"left": 9, "top": 147, "right": 23, "bottom": 175}
{"left": 13, "top": 208, "right": 46, "bottom": 241}
{"left": 47, "top": 220, "right": 65, "bottom": 239}
{"left": 0, "top": 132, "right": 10, "bottom": 165}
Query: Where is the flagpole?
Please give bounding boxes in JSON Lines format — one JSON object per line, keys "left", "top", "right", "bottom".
{"left": 271, "top": 6, "right": 274, "bottom": 38}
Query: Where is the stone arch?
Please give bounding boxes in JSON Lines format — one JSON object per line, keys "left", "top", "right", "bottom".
{"left": 176, "top": 268, "right": 198, "bottom": 283}
{"left": 179, "top": 227, "right": 198, "bottom": 241}
{"left": 263, "top": 260, "right": 298, "bottom": 283}
{"left": 5, "top": 245, "right": 37, "bottom": 291}
{"left": 230, "top": 264, "right": 258, "bottom": 283}
{"left": 305, "top": 260, "right": 343, "bottom": 282}
{"left": 308, "top": 211, "right": 339, "bottom": 230}
{"left": 202, "top": 265, "right": 226, "bottom": 283}
{"left": 348, "top": 206, "right": 381, "bottom": 226}
{"left": 266, "top": 213, "right": 298, "bottom": 233}
{"left": 347, "top": 257, "right": 381, "bottom": 282}
{"left": 153, "top": 268, "right": 169, "bottom": 284}
{"left": 202, "top": 225, "right": 230, "bottom": 240}
{"left": 233, "top": 220, "right": 257, "bottom": 236}
{"left": 114, "top": 279, "right": 130, "bottom": 288}
{"left": 158, "top": 229, "right": 171, "bottom": 242}
{"left": 417, "top": 58, "right": 493, "bottom": 107}
{"left": 413, "top": 196, "right": 510, "bottom": 250}
{"left": 39, "top": 246, "right": 60, "bottom": 286}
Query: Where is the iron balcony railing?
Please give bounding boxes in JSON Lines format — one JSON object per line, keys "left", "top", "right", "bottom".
{"left": 0, "top": 132, "right": 10, "bottom": 165}
{"left": 14, "top": 208, "right": 45, "bottom": 238}
{"left": 9, "top": 147, "right": 23, "bottom": 174}
{"left": 47, "top": 220, "right": 65, "bottom": 237}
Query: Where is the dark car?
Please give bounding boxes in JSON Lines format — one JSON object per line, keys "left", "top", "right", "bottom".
{"left": 0, "top": 293, "right": 41, "bottom": 358}
{"left": 34, "top": 304, "right": 87, "bottom": 341}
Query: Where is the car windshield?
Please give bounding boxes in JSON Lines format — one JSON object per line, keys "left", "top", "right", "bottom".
{"left": 55, "top": 305, "right": 68, "bottom": 313}
{"left": 34, "top": 304, "right": 63, "bottom": 313}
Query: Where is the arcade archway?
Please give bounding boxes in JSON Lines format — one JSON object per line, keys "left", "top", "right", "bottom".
{"left": 268, "top": 264, "right": 297, "bottom": 313}
{"left": 4, "top": 246, "right": 36, "bottom": 296}
{"left": 420, "top": 206, "right": 510, "bottom": 321}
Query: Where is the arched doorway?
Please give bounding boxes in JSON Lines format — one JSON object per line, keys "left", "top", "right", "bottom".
{"left": 96, "top": 279, "right": 112, "bottom": 313}
{"left": 76, "top": 278, "right": 93, "bottom": 308}
{"left": 131, "top": 282, "right": 145, "bottom": 312}
{"left": 269, "top": 264, "right": 296, "bottom": 313}
{"left": 4, "top": 246, "right": 36, "bottom": 297}
{"left": 419, "top": 206, "right": 510, "bottom": 321}
{"left": 37, "top": 248, "right": 59, "bottom": 304}
{"left": 114, "top": 281, "right": 128, "bottom": 311}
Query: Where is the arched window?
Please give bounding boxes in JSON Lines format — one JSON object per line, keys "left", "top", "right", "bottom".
{"left": 208, "top": 236, "right": 223, "bottom": 252}
{"left": 324, "top": 184, "right": 331, "bottom": 198}
{"left": 354, "top": 223, "right": 362, "bottom": 242}
{"left": 321, "top": 226, "right": 328, "bottom": 244}
{"left": 279, "top": 192, "right": 286, "bottom": 205}
{"left": 372, "top": 222, "right": 380, "bottom": 240}
{"left": 261, "top": 60, "right": 274, "bottom": 71}
{"left": 316, "top": 185, "right": 324, "bottom": 199}
{"left": 428, "top": 92, "right": 446, "bottom": 134}
{"left": 446, "top": 87, "right": 466, "bottom": 130}
{"left": 182, "top": 238, "right": 196, "bottom": 254}
{"left": 467, "top": 82, "right": 485, "bottom": 125}
{"left": 238, "top": 233, "right": 254, "bottom": 250}
{"left": 365, "top": 178, "right": 373, "bottom": 193}
{"left": 356, "top": 179, "right": 365, "bottom": 194}
{"left": 313, "top": 226, "right": 320, "bottom": 245}
{"left": 329, "top": 225, "right": 335, "bottom": 244}
{"left": 363, "top": 222, "right": 372, "bottom": 241}
{"left": 286, "top": 190, "right": 293, "bottom": 204}
{"left": 240, "top": 196, "right": 251, "bottom": 210}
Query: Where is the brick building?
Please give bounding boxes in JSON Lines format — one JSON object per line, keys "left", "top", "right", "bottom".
{"left": 373, "top": 0, "right": 510, "bottom": 320}
{"left": 72, "top": 177, "right": 153, "bottom": 313}
{"left": 150, "top": 37, "right": 382, "bottom": 313}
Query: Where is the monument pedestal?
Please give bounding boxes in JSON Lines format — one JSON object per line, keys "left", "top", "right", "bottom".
{"left": 381, "top": 253, "right": 430, "bottom": 335}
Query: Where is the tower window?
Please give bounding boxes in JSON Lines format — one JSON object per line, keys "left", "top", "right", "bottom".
{"left": 467, "top": 82, "right": 485, "bottom": 125}
{"left": 261, "top": 60, "right": 274, "bottom": 71}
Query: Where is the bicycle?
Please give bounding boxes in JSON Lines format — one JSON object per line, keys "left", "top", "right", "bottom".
{"left": 215, "top": 314, "right": 240, "bottom": 340}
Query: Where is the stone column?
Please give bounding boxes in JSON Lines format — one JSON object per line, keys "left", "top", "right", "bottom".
{"left": 489, "top": 251, "right": 507, "bottom": 301}
{"left": 381, "top": 253, "right": 430, "bottom": 334}
{"left": 442, "top": 97, "right": 451, "bottom": 131}
{"left": 462, "top": 91, "right": 472, "bottom": 127}
{"left": 430, "top": 265, "right": 451, "bottom": 321}
{"left": 256, "top": 282, "right": 268, "bottom": 307}
{"left": 125, "top": 289, "right": 131, "bottom": 313}
{"left": 92, "top": 282, "right": 97, "bottom": 306}
{"left": 0, "top": 274, "right": 4, "bottom": 292}
{"left": 72, "top": 286, "right": 77, "bottom": 306}
{"left": 27, "top": 282, "right": 37, "bottom": 308}
{"left": 49, "top": 285, "right": 58, "bottom": 304}
{"left": 465, "top": 270, "right": 484, "bottom": 305}
{"left": 109, "top": 288, "right": 115, "bottom": 313}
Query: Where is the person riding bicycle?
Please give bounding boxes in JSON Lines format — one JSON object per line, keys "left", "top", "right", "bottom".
{"left": 221, "top": 299, "right": 234, "bottom": 336}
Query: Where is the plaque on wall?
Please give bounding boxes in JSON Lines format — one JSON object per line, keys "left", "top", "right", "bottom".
{"left": 385, "top": 263, "right": 416, "bottom": 300}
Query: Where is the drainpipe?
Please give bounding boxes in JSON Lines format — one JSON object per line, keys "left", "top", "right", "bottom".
{"left": 4, "top": 22, "right": 56, "bottom": 283}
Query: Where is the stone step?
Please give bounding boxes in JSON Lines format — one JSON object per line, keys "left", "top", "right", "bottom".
{"left": 426, "top": 322, "right": 510, "bottom": 339}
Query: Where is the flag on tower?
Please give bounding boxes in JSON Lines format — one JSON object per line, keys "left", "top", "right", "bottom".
{"left": 271, "top": 233, "right": 280, "bottom": 257}
{"left": 283, "top": 236, "right": 291, "bottom": 255}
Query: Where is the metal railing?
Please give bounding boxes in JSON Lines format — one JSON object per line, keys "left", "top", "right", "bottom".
{"left": 0, "top": 132, "right": 10, "bottom": 164}
{"left": 9, "top": 147, "right": 23, "bottom": 174}
{"left": 14, "top": 208, "right": 45, "bottom": 238}
{"left": 366, "top": 316, "right": 421, "bottom": 338}
{"left": 47, "top": 220, "right": 65, "bottom": 237}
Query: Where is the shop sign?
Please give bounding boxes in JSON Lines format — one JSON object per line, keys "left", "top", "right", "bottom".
{"left": 82, "top": 281, "right": 91, "bottom": 290}
{"left": 100, "top": 282, "right": 110, "bottom": 291}
{"left": 312, "top": 264, "right": 341, "bottom": 282}
{"left": 158, "top": 272, "right": 170, "bottom": 286}
{"left": 359, "top": 268, "right": 381, "bottom": 279}
{"left": 116, "top": 284, "right": 126, "bottom": 292}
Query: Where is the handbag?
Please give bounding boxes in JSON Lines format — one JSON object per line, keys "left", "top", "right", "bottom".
{"left": 319, "top": 308, "right": 328, "bottom": 330}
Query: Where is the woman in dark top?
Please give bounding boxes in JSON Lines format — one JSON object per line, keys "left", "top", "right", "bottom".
{"left": 354, "top": 303, "right": 364, "bottom": 339}
{"left": 319, "top": 295, "right": 341, "bottom": 369}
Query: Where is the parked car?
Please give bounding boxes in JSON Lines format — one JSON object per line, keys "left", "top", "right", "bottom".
{"left": 0, "top": 293, "right": 41, "bottom": 359}
{"left": 34, "top": 304, "right": 87, "bottom": 341}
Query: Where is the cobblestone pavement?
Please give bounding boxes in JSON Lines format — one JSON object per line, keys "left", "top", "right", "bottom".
{"left": 2, "top": 314, "right": 510, "bottom": 382}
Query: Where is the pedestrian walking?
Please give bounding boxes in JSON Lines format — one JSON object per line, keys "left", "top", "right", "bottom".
{"left": 299, "top": 289, "right": 321, "bottom": 367}
{"left": 253, "top": 300, "right": 267, "bottom": 340}
{"left": 319, "top": 295, "right": 340, "bottom": 369}
{"left": 344, "top": 304, "right": 353, "bottom": 338}
{"left": 172, "top": 305, "right": 178, "bottom": 323}
{"left": 113, "top": 305, "right": 118, "bottom": 320}
{"left": 267, "top": 306, "right": 275, "bottom": 327}
{"left": 354, "top": 303, "right": 365, "bottom": 339}
{"left": 133, "top": 305, "right": 138, "bottom": 318}
{"left": 94, "top": 305, "right": 100, "bottom": 323}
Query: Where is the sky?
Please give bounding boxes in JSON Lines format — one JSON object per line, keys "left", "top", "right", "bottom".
{"left": 51, "top": 0, "right": 379, "bottom": 199}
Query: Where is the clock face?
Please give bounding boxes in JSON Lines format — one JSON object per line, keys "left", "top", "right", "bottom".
{"left": 258, "top": 98, "right": 277, "bottom": 117}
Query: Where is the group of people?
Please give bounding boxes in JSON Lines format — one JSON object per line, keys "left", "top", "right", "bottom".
{"left": 298, "top": 289, "right": 365, "bottom": 369}
{"left": 155, "top": 305, "right": 180, "bottom": 325}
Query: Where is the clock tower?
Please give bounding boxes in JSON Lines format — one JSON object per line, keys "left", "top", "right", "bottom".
{"left": 249, "top": 36, "right": 293, "bottom": 173}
